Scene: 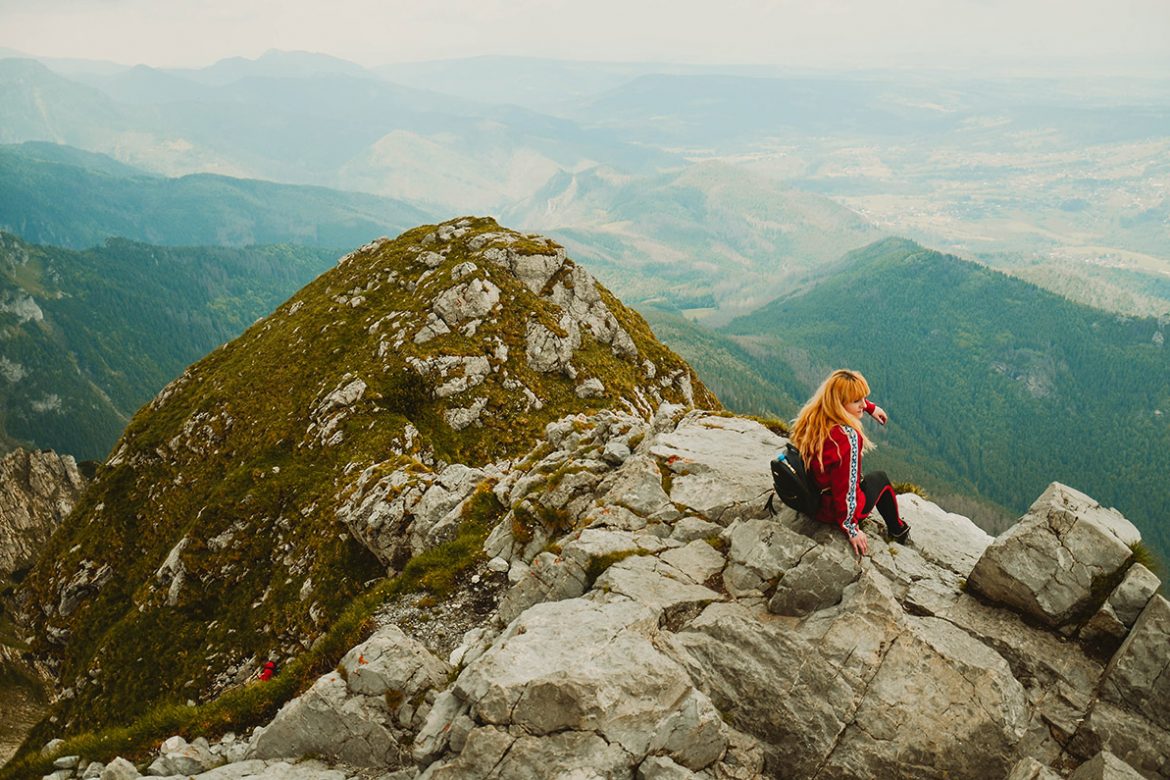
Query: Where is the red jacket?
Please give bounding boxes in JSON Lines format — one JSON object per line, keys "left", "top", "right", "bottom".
{"left": 807, "top": 400, "right": 875, "bottom": 538}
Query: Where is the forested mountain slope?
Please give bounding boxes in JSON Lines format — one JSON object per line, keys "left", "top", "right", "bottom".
{"left": 0, "top": 233, "right": 337, "bottom": 459}
{"left": 0, "top": 143, "right": 432, "bottom": 250}
{"left": 724, "top": 238, "right": 1170, "bottom": 559}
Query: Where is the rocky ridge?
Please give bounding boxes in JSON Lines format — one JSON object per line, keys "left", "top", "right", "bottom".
{"left": 8, "top": 218, "right": 714, "bottom": 740}
{"left": 25, "top": 406, "right": 1168, "bottom": 780}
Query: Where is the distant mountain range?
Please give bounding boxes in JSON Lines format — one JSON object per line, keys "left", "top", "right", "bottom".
{"left": 0, "top": 56, "right": 671, "bottom": 213}
{"left": 0, "top": 142, "right": 432, "bottom": 249}
{"left": 504, "top": 161, "right": 881, "bottom": 317}
{"left": 3, "top": 50, "right": 1166, "bottom": 320}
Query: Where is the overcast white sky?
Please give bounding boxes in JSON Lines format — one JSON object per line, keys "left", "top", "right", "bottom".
{"left": 0, "top": 0, "right": 1167, "bottom": 74}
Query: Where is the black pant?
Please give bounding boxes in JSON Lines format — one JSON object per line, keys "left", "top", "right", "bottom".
{"left": 860, "top": 471, "right": 905, "bottom": 534}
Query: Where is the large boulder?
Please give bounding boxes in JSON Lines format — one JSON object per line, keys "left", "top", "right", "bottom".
{"left": 416, "top": 596, "right": 743, "bottom": 776}
{"left": 248, "top": 624, "right": 450, "bottom": 768}
{"left": 650, "top": 413, "right": 782, "bottom": 524}
{"left": 668, "top": 569, "right": 1030, "bottom": 778}
{"left": 967, "top": 483, "right": 1138, "bottom": 628}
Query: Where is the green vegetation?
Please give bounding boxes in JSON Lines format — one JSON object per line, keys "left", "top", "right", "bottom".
{"left": 0, "top": 486, "right": 504, "bottom": 780}
{"left": 0, "top": 232, "right": 338, "bottom": 459}
{"left": 583, "top": 550, "right": 643, "bottom": 590}
{"left": 893, "top": 483, "right": 929, "bottom": 499}
{"left": 1130, "top": 542, "right": 1164, "bottom": 581}
{"left": 639, "top": 304, "right": 802, "bottom": 421}
{"left": 0, "top": 143, "right": 433, "bottom": 251}
{"left": 722, "top": 238, "right": 1170, "bottom": 561}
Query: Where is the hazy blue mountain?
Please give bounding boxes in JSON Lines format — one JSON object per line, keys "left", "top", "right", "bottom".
{"left": 376, "top": 56, "right": 780, "bottom": 115}
{"left": 505, "top": 161, "right": 880, "bottom": 318}
{"left": 0, "top": 143, "right": 433, "bottom": 249}
{"left": 178, "top": 49, "right": 375, "bottom": 85}
{"left": 0, "top": 232, "right": 339, "bottom": 460}
{"left": 2, "top": 54, "right": 675, "bottom": 212}
{"left": 722, "top": 237, "right": 1170, "bottom": 559}
{"left": 68, "top": 63, "right": 216, "bottom": 105}
{"left": 0, "top": 141, "right": 151, "bottom": 178}
{"left": 0, "top": 59, "right": 135, "bottom": 147}
{"left": 574, "top": 72, "right": 1170, "bottom": 151}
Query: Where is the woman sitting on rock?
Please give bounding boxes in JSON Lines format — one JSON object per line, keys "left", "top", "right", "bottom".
{"left": 790, "top": 369, "right": 910, "bottom": 557}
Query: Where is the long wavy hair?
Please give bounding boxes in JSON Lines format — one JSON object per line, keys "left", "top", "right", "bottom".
{"left": 790, "top": 369, "right": 874, "bottom": 467}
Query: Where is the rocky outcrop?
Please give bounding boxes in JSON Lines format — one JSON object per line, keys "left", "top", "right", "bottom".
{"left": 53, "top": 407, "right": 1165, "bottom": 780}
{"left": 11, "top": 218, "right": 715, "bottom": 737}
{"left": 248, "top": 625, "right": 450, "bottom": 768}
{"left": 968, "top": 483, "right": 1140, "bottom": 630}
{"left": 0, "top": 448, "right": 85, "bottom": 580}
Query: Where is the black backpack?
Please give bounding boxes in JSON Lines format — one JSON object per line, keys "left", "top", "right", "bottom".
{"left": 767, "top": 443, "right": 820, "bottom": 518}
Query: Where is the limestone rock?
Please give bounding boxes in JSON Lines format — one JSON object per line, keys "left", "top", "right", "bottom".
{"left": 1068, "top": 699, "right": 1170, "bottom": 779}
{"left": 1080, "top": 563, "right": 1161, "bottom": 651}
{"left": 593, "top": 554, "right": 723, "bottom": 620}
{"left": 895, "top": 493, "right": 993, "bottom": 576}
{"left": 431, "top": 277, "right": 500, "bottom": 328}
{"left": 767, "top": 542, "right": 858, "bottom": 617}
{"left": 596, "top": 454, "right": 674, "bottom": 519}
{"left": 421, "top": 597, "right": 735, "bottom": 775}
{"left": 1100, "top": 594, "right": 1170, "bottom": 724}
{"left": 967, "top": 482, "right": 1138, "bottom": 628}
{"left": 146, "top": 736, "right": 220, "bottom": 776}
{"left": 575, "top": 377, "right": 605, "bottom": 398}
{"left": 1069, "top": 750, "right": 1147, "bottom": 780}
{"left": 1006, "top": 757, "right": 1064, "bottom": 780}
{"left": 100, "top": 758, "right": 140, "bottom": 780}
{"left": 722, "top": 518, "right": 815, "bottom": 596}
{"left": 638, "top": 755, "right": 697, "bottom": 779}
{"left": 658, "top": 539, "right": 726, "bottom": 586}
{"left": 0, "top": 448, "right": 86, "bottom": 579}
{"left": 669, "top": 516, "right": 724, "bottom": 544}
{"left": 650, "top": 413, "right": 781, "bottom": 524}
{"left": 248, "top": 624, "right": 450, "bottom": 767}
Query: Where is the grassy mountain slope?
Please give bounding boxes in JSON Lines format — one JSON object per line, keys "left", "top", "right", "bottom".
{"left": 0, "top": 143, "right": 433, "bottom": 250}
{"left": 724, "top": 237, "right": 1170, "bottom": 558}
{"left": 12, "top": 217, "right": 713, "bottom": 740}
{"left": 0, "top": 232, "right": 338, "bottom": 460}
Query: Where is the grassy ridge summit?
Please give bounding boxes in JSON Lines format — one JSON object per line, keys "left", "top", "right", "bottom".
{"left": 12, "top": 217, "right": 713, "bottom": 740}
{"left": 724, "top": 237, "right": 1170, "bottom": 558}
{"left": 0, "top": 233, "right": 339, "bottom": 460}
{"left": 0, "top": 143, "right": 433, "bottom": 250}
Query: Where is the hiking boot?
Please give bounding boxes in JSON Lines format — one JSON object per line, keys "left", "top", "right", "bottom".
{"left": 888, "top": 522, "right": 911, "bottom": 543}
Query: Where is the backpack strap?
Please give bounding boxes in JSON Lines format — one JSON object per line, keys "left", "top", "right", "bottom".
{"left": 765, "top": 494, "right": 776, "bottom": 516}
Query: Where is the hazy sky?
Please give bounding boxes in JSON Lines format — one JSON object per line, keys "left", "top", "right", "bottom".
{"left": 0, "top": 0, "right": 1167, "bottom": 74}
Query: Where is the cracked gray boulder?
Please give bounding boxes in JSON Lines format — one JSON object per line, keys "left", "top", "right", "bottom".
{"left": 415, "top": 596, "right": 744, "bottom": 776}
{"left": 248, "top": 624, "right": 450, "bottom": 768}
{"left": 967, "top": 482, "right": 1139, "bottom": 628}
{"left": 1079, "top": 563, "right": 1161, "bottom": 651}
{"left": 650, "top": 413, "right": 781, "bottom": 524}
{"left": 1100, "top": 594, "right": 1170, "bottom": 724}
{"left": 667, "top": 570, "right": 1030, "bottom": 778}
